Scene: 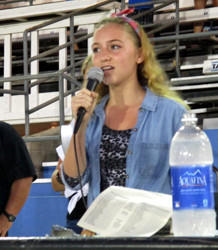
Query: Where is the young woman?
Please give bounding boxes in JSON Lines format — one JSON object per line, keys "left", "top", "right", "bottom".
{"left": 62, "top": 16, "right": 188, "bottom": 209}
{"left": 51, "top": 55, "right": 92, "bottom": 234}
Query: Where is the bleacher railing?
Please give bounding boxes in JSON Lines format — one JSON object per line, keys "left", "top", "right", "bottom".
{"left": 1, "top": 0, "right": 218, "bottom": 139}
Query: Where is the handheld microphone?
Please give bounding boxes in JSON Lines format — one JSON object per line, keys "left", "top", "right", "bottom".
{"left": 73, "top": 67, "right": 104, "bottom": 134}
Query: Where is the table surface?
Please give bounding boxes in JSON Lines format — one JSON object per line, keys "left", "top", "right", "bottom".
{"left": 0, "top": 235, "right": 218, "bottom": 250}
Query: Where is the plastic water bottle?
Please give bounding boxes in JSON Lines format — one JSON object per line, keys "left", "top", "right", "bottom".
{"left": 169, "top": 112, "right": 216, "bottom": 236}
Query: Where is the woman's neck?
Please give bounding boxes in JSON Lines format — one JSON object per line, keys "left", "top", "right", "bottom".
{"left": 104, "top": 85, "right": 146, "bottom": 130}
{"left": 107, "top": 83, "right": 145, "bottom": 108}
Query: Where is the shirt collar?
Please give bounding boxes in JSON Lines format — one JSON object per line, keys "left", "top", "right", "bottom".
{"left": 141, "top": 87, "right": 158, "bottom": 112}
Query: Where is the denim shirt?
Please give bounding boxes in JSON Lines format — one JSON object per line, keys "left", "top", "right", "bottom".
{"left": 66, "top": 87, "right": 187, "bottom": 207}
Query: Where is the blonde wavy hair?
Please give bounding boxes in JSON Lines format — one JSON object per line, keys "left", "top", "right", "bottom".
{"left": 93, "top": 17, "right": 188, "bottom": 109}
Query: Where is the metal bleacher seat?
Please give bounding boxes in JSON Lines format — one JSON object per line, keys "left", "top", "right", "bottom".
{"left": 150, "top": 0, "right": 218, "bottom": 125}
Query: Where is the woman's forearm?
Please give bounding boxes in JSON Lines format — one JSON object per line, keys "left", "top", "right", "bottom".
{"left": 63, "top": 124, "right": 87, "bottom": 178}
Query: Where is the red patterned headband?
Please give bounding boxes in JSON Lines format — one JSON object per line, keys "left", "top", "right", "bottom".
{"left": 111, "top": 9, "right": 141, "bottom": 39}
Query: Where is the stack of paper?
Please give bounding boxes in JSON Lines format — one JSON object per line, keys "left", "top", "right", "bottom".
{"left": 78, "top": 186, "right": 172, "bottom": 237}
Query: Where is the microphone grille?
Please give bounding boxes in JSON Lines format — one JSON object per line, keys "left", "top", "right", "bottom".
{"left": 87, "top": 67, "right": 104, "bottom": 83}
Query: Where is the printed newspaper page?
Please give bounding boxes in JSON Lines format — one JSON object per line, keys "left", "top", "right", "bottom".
{"left": 78, "top": 186, "right": 172, "bottom": 237}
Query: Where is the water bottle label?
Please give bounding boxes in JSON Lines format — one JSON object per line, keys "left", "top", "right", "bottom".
{"left": 171, "top": 165, "right": 214, "bottom": 210}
